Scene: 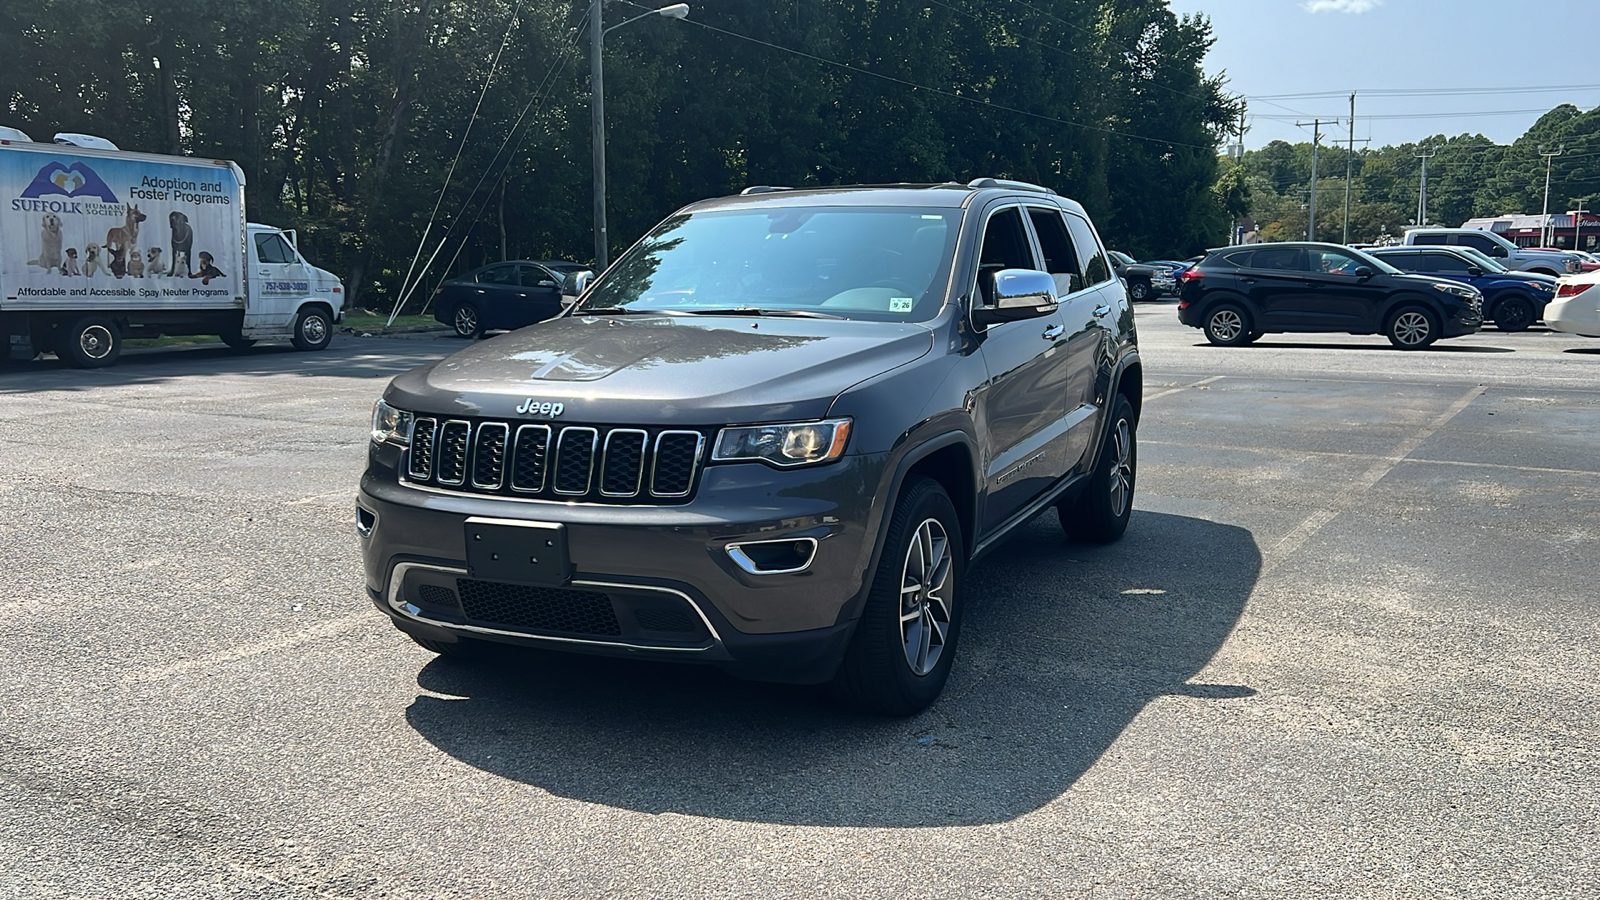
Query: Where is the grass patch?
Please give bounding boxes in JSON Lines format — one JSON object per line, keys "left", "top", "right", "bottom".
{"left": 342, "top": 310, "right": 439, "bottom": 332}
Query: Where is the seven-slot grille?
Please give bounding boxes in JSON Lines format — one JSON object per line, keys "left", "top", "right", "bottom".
{"left": 405, "top": 417, "right": 707, "bottom": 503}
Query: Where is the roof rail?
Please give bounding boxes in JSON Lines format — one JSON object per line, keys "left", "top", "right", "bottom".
{"left": 740, "top": 185, "right": 793, "bottom": 195}
{"left": 967, "top": 177, "right": 1057, "bottom": 196}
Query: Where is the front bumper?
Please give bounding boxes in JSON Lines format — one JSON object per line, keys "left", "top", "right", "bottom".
{"left": 1442, "top": 305, "right": 1483, "bottom": 337}
{"left": 357, "top": 449, "right": 888, "bottom": 683}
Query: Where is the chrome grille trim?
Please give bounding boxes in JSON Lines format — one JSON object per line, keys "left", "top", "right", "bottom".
{"left": 509, "top": 424, "right": 552, "bottom": 493}
{"left": 471, "top": 422, "right": 509, "bottom": 490}
{"left": 600, "top": 428, "right": 648, "bottom": 498}
{"left": 435, "top": 420, "right": 472, "bottom": 486}
{"left": 650, "top": 430, "right": 705, "bottom": 498}
{"left": 553, "top": 427, "right": 600, "bottom": 496}
{"left": 408, "top": 417, "right": 438, "bottom": 480}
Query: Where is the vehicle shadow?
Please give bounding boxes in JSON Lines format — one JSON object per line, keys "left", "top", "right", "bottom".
{"left": 1196, "top": 341, "right": 1514, "bottom": 353}
{"left": 404, "top": 510, "right": 1260, "bottom": 826}
{"left": 0, "top": 336, "right": 455, "bottom": 394}
{"left": 1565, "top": 347, "right": 1600, "bottom": 355}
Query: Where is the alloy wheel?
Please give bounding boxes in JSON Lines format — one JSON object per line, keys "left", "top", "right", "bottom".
{"left": 1208, "top": 309, "right": 1243, "bottom": 342}
{"left": 301, "top": 314, "right": 328, "bottom": 344}
{"left": 455, "top": 307, "right": 478, "bottom": 336}
{"left": 1393, "top": 311, "right": 1431, "bottom": 345}
{"left": 1107, "top": 417, "right": 1133, "bottom": 517}
{"left": 899, "top": 517, "right": 953, "bottom": 677}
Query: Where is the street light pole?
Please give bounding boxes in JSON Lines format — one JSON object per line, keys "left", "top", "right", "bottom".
{"left": 589, "top": 1, "right": 689, "bottom": 271}
{"left": 1539, "top": 144, "right": 1563, "bottom": 247}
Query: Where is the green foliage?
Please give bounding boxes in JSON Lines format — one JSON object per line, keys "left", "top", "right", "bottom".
{"left": 2, "top": 0, "right": 1237, "bottom": 306}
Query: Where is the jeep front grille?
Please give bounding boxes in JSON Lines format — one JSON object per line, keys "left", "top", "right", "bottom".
{"left": 404, "top": 417, "right": 707, "bottom": 504}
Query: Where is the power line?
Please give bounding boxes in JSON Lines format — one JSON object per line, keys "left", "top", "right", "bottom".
{"left": 1256, "top": 84, "right": 1600, "bottom": 100}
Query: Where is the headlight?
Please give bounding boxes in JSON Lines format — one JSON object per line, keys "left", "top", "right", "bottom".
{"left": 1433, "top": 282, "right": 1476, "bottom": 299}
{"left": 712, "top": 418, "right": 852, "bottom": 467}
{"left": 371, "top": 399, "right": 412, "bottom": 446}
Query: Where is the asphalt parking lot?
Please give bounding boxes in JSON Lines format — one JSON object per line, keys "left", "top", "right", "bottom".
{"left": 2, "top": 307, "right": 1597, "bottom": 898}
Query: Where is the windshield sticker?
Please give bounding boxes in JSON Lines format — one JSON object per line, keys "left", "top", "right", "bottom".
{"left": 889, "top": 297, "right": 914, "bottom": 313}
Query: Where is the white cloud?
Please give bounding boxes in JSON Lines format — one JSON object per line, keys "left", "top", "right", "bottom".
{"left": 1304, "top": 0, "right": 1383, "bottom": 12}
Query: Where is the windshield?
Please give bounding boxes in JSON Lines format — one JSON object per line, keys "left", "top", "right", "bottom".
{"left": 573, "top": 206, "right": 961, "bottom": 322}
{"left": 1454, "top": 246, "right": 1508, "bottom": 272}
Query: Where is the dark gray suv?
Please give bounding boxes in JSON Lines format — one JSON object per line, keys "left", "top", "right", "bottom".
{"left": 359, "top": 179, "right": 1143, "bottom": 715}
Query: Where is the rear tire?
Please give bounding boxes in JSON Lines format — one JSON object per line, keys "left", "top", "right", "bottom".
{"left": 1203, "top": 303, "right": 1252, "bottom": 346}
{"left": 221, "top": 329, "right": 257, "bottom": 350}
{"left": 452, "top": 303, "right": 482, "bottom": 339}
{"left": 1492, "top": 294, "right": 1535, "bottom": 332}
{"left": 1386, "top": 305, "right": 1438, "bottom": 349}
{"left": 1059, "top": 393, "right": 1137, "bottom": 543}
{"left": 291, "top": 306, "right": 333, "bottom": 351}
{"left": 58, "top": 315, "right": 122, "bottom": 368}
{"left": 831, "top": 476, "right": 964, "bottom": 717}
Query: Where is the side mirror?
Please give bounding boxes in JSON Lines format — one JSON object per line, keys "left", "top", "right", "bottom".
{"left": 973, "top": 269, "right": 1059, "bottom": 326}
{"left": 1489, "top": 245, "right": 1509, "bottom": 258}
{"left": 1466, "top": 265, "right": 1483, "bottom": 276}
{"left": 571, "top": 270, "right": 596, "bottom": 295}
{"left": 1353, "top": 266, "right": 1374, "bottom": 278}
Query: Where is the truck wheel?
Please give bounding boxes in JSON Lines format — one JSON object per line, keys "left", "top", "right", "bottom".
{"left": 1058, "top": 393, "right": 1137, "bottom": 543}
{"left": 831, "top": 476, "right": 964, "bottom": 717}
{"left": 452, "top": 303, "right": 482, "bottom": 339}
{"left": 58, "top": 316, "right": 122, "bottom": 368}
{"left": 1128, "top": 280, "right": 1152, "bottom": 302}
{"left": 291, "top": 306, "right": 333, "bottom": 351}
{"left": 1492, "top": 294, "right": 1534, "bottom": 332}
{"left": 1386, "top": 306, "right": 1438, "bottom": 349}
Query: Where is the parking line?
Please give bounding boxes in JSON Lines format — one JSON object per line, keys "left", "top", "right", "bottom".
{"left": 1259, "top": 384, "right": 1485, "bottom": 575}
{"left": 1144, "top": 375, "right": 1224, "bottom": 402}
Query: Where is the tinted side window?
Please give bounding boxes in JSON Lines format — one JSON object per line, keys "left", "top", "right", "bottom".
{"left": 477, "top": 265, "right": 518, "bottom": 285}
{"left": 254, "top": 233, "right": 296, "bottom": 264}
{"left": 1411, "top": 234, "right": 1449, "bottom": 246}
{"left": 518, "top": 265, "right": 556, "bottom": 287}
{"left": 1249, "top": 247, "right": 1307, "bottom": 271}
{"left": 1380, "top": 253, "right": 1425, "bottom": 272}
{"left": 1026, "top": 207, "right": 1083, "bottom": 295}
{"left": 1220, "top": 250, "right": 1254, "bottom": 267}
{"left": 1457, "top": 234, "right": 1494, "bottom": 253}
{"left": 1064, "top": 214, "right": 1111, "bottom": 285}
{"left": 1429, "top": 253, "right": 1471, "bottom": 274}
{"left": 976, "top": 208, "right": 1038, "bottom": 306}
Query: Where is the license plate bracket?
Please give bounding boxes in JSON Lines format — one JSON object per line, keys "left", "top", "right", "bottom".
{"left": 463, "top": 517, "right": 571, "bottom": 586}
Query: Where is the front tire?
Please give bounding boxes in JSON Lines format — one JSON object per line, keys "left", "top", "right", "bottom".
{"left": 831, "top": 476, "right": 964, "bottom": 717}
{"left": 1387, "top": 305, "right": 1438, "bottom": 349}
{"left": 1059, "top": 393, "right": 1136, "bottom": 543}
{"left": 58, "top": 315, "right": 122, "bottom": 368}
{"left": 1203, "top": 303, "right": 1252, "bottom": 346}
{"left": 1128, "top": 280, "right": 1152, "bottom": 302}
{"left": 1492, "top": 294, "right": 1535, "bottom": 332}
{"left": 291, "top": 306, "right": 334, "bottom": 351}
{"left": 452, "top": 304, "right": 482, "bottom": 339}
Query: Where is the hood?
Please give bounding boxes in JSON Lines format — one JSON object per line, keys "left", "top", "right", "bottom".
{"left": 386, "top": 314, "right": 935, "bottom": 425}
{"left": 1496, "top": 270, "right": 1558, "bottom": 286}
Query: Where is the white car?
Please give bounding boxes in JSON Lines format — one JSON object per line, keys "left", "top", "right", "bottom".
{"left": 1548, "top": 272, "right": 1600, "bottom": 337}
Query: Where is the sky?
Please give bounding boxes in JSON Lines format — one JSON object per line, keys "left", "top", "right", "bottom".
{"left": 1165, "top": 0, "right": 1600, "bottom": 152}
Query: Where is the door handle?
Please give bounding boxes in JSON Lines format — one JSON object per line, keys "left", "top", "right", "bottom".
{"left": 1042, "top": 323, "right": 1064, "bottom": 341}
{"left": 1093, "top": 304, "right": 1112, "bottom": 317}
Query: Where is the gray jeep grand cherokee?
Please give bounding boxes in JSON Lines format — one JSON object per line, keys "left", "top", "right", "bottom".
{"left": 359, "top": 178, "right": 1143, "bottom": 715}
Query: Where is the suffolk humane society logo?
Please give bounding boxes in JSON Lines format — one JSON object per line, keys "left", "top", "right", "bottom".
{"left": 19, "top": 161, "right": 120, "bottom": 205}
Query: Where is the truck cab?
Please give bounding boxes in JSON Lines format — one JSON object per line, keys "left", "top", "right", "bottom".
{"left": 1402, "top": 227, "right": 1582, "bottom": 277}
{"left": 243, "top": 223, "right": 344, "bottom": 344}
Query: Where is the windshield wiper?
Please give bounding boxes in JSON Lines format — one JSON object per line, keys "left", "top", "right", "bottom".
{"left": 678, "top": 307, "right": 844, "bottom": 320}
{"left": 571, "top": 306, "right": 686, "bottom": 317}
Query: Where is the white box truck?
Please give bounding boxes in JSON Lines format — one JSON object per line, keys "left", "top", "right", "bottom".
{"left": 1, "top": 138, "right": 344, "bottom": 367}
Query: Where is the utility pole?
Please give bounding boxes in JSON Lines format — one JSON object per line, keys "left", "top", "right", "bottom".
{"left": 1343, "top": 93, "right": 1356, "bottom": 244}
{"left": 1540, "top": 145, "right": 1564, "bottom": 246}
{"left": 1573, "top": 198, "right": 1588, "bottom": 252}
{"left": 1297, "top": 119, "right": 1327, "bottom": 241}
{"left": 1414, "top": 144, "right": 1436, "bottom": 227}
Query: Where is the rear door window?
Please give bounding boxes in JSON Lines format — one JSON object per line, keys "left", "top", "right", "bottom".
{"left": 1064, "top": 213, "right": 1111, "bottom": 286}
{"left": 476, "top": 265, "right": 518, "bottom": 285}
{"left": 1026, "top": 207, "right": 1083, "bottom": 295}
{"left": 1248, "top": 246, "right": 1308, "bottom": 272}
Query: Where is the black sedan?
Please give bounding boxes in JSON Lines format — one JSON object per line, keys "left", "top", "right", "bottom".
{"left": 1176, "top": 242, "right": 1483, "bottom": 349}
{"left": 432, "top": 260, "right": 583, "bottom": 338}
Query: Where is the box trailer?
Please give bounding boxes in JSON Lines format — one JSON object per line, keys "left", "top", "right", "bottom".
{"left": 1, "top": 139, "right": 344, "bottom": 367}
